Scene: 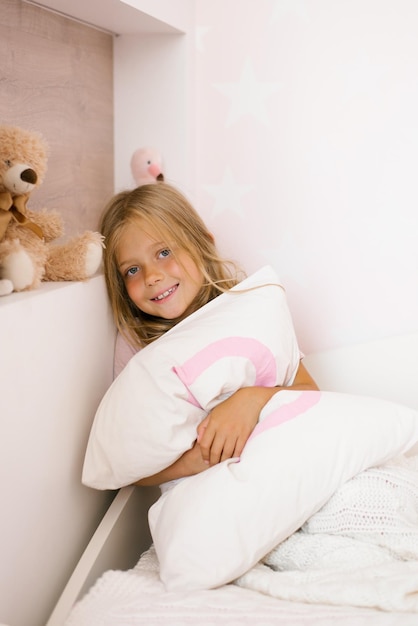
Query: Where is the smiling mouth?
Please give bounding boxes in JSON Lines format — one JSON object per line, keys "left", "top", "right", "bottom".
{"left": 152, "top": 285, "right": 178, "bottom": 301}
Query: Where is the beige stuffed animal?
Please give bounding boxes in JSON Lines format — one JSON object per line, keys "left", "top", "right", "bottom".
{"left": 0, "top": 124, "right": 103, "bottom": 296}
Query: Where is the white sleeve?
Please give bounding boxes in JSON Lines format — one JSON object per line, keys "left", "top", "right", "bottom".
{"left": 113, "top": 332, "right": 139, "bottom": 379}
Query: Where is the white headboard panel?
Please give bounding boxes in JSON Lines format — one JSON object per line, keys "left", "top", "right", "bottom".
{"left": 304, "top": 332, "right": 418, "bottom": 411}
{"left": 0, "top": 276, "right": 116, "bottom": 626}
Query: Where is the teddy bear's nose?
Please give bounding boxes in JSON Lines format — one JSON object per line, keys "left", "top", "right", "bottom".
{"left": 21, "top": 168, "right": 37, "bottom": 185}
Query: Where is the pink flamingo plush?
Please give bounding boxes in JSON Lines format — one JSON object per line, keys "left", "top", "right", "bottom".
{"left": 130, "top": 147, "right": 164, "bottom": 186}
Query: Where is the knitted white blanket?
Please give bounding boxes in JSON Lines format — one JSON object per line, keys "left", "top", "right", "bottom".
{"left": 235, "top": 455, "right": 418, "bottom": 612}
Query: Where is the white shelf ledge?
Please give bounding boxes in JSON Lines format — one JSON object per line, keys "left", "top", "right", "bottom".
{"left": 23, "top": 0, "right": 193, "bottom": 35}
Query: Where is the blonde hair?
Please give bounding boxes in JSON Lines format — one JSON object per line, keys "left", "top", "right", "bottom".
{"left": 100, "top": 182, "right": 244, "bottom": 347}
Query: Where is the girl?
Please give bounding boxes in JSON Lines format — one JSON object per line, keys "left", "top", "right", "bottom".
{"left": 100, "top": 182, "right": 318, "bottom": 487}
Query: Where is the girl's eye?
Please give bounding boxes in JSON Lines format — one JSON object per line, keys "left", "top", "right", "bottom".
{"left": 126, "top": 266, "right": 139, "bottom": 277}
{"left": 159, "top": 249, "right": 171, "bottom": 258}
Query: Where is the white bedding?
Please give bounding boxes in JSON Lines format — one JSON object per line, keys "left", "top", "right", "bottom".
{"left": 67, "top": 456, "right": 418, "bottom": 625}
{"left": 236, "top": 455, "right": 418, "bottom": 612}
{"left": 65, "top": 546, "right": 418, "bottom": 626}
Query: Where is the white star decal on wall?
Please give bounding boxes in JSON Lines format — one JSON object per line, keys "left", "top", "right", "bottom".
{"left": 204, "top": 168, "right": 253, "bottom": 217}
{"left": 213, "top": 60, "right": 281, "bottom": 127}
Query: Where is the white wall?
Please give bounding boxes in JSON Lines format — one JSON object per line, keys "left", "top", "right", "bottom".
{"left": 192, "top": 0, "right": 418, "bottom": 357}
{"left": 113, "top": 2, "right": 196, "bottom": 195}
{"left": 42, "top": 2, "right": 418, "bottom": 365}
{"left": 114, "top": 34, "right": 193, "bottom": 192}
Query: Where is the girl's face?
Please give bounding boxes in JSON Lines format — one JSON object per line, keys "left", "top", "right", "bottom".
{"left": 116, "top": 221, "right": 204, "bottom": 319}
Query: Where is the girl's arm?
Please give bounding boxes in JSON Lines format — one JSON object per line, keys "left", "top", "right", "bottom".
{"left": 133, "top": 440, "right": 208, "bottom": 487}
{"left": 134, "top": 362, "right": 318, "bottom": 486}
{"left": 197, "top": 361, "right": 318, "bottom": 466}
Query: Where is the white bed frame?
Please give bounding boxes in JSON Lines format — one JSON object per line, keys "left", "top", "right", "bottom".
{"left": 46, "top": 331, "right": 418, "bottom": 625}
{"left": 46, "top": 485, "right": 160, "bottom": 625}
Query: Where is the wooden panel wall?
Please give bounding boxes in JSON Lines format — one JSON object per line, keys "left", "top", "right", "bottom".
{"left": 0, "top": 0, "right": 114, "bottom": 235}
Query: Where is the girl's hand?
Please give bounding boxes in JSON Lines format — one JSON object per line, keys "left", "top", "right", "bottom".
{"left": 180, "top": 440, "right": 211, "bottom": 476}
{"left": 197, "top": 387, "right": 267, "bottom": 466}
{"left": 196, "top": 362, "right": 319, "bottom": 467}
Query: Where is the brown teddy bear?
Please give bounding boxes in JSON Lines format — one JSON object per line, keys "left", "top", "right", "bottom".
{"left": 0, "top": 124, "right": 104, "bottom": 296}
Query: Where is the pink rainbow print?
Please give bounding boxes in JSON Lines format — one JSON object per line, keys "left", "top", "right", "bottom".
{"left": 173, "top": 337, "right": 277, "bottom": 408}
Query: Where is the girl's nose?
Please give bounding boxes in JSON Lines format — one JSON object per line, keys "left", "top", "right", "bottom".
{"left": 144, "top": 264, "right": 163, "bottom": 286}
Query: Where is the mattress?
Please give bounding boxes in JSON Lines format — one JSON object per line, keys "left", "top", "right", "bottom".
{"left": 65, "top": 545, "right": 418, "bottom": 626}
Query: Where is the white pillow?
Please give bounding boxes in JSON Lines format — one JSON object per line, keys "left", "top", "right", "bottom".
{"left": 149, "top": 389, "right": 418, "bottom": 591}
{"left": 82, "top": 266, "right": 301, "bottom": 489}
